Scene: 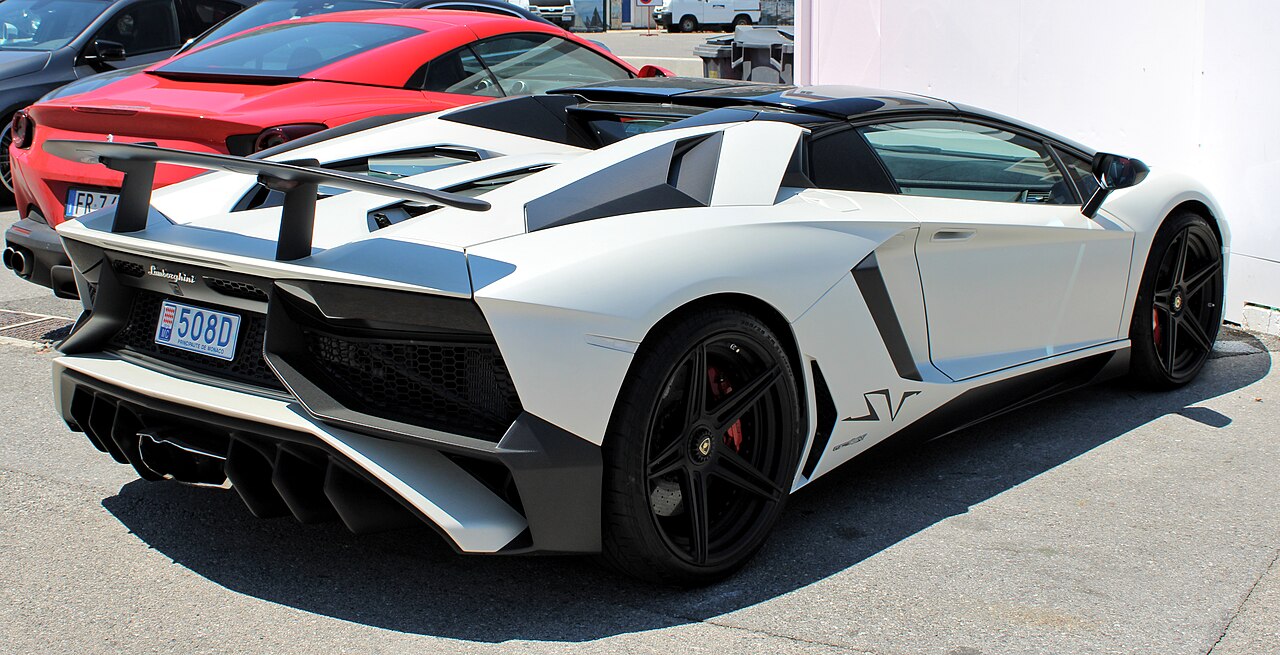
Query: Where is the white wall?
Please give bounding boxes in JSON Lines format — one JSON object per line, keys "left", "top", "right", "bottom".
{"left": 796, "top": 0, "right": 1280, "bottom": 323}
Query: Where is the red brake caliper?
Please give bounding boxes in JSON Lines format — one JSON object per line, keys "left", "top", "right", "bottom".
{"left": 707, "top": 366, "right": 744, "bottom": 451}
{"left": 1153, "top": 307, "right": 1162, "bottom": 348}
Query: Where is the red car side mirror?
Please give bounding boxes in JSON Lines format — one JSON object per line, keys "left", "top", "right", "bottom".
{"left": 636, "top": 65, "right": 672, "bottom": 78}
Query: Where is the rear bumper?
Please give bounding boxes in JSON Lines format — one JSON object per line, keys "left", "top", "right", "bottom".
{"left": 4, "top": 217, "right": 71, "bottom": 293}
{"left": 54, "top": 353, "right": 602, "bottom": 554}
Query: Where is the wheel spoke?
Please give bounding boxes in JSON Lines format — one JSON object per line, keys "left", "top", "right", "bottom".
{"left": 714, "top": 447, "right": 784, "bottom": 503}
{"left": 710, "top": 364, "right": 782, "bottom": 434}
{"left": 1184, "top": 258, "right": 1222, "bottom": 296}
{"left": 647, "top": 437, "right": 686, "bottom": 480}
{"left": 1153, "top": 289, "right": 1173, "bottom": 312}
{"left": 1163, "top": 313, "right": 1178, "bottom": 376}
{"left": 1173, "top": 229, "right": 1191, "bottom": 286}
{"left": 682, "top": 469, "right": 710, "bottom": 565}
{"left": 1180, "top": 313, "right": 1214, "bottom": 353}
{"left": 684, "top": 344, "right": 708, "bottom": 425}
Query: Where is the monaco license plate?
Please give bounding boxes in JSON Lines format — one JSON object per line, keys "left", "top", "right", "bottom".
{"left": 154, "top": 300, "right": 241, "bottom": 361}
{"left": 65, "top": 189, "right": 119, "bottom": 218}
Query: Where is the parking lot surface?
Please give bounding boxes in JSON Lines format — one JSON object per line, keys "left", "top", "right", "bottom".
{"left": 1, "top": 210, "right": 1277, "bottom": 654}
{"left": 594, "top": 30, "right": 707, "bottom": 76}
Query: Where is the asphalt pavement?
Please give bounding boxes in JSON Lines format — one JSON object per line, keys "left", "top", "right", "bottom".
{"left": 1, "top": 209, "right": 1277, "bottom": 654}
{"left": 594, "top": 30, "right": 708, "bottom": 77}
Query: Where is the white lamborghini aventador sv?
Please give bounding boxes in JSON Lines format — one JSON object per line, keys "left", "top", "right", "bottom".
{"left": 46, "top": 79, "right": 1228, "bottom": 584}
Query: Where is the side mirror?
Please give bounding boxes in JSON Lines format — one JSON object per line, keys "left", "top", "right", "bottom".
{"left": 637, "top": 64, "right": 672, "bottom": 78}
{"left": 1082, "top": 152, "right": 1149, "bottom": 219}
{"left": 85, "top": 39, "right": 127, "bottom": 63}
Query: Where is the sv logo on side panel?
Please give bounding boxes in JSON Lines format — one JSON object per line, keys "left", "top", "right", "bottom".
{"left": 842, "top": 389, "right": 921, "bottom": 423}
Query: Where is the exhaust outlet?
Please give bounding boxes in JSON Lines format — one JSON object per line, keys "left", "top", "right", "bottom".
{"left": 1, "top": 247, "right": 12, "bottom": 270}
{"left": 10, "top": 248, "right": 31, "bottom": 278}
{"left": 137, "top": 429, "right": 228, "bottom": 486}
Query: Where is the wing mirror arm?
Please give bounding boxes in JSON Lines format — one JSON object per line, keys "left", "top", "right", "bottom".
{"left": 1082, "top": 152, "right": 1149, "bottom": 219}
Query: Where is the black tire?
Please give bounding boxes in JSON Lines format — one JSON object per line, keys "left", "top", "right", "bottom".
{"left": 679, "top": 15, "right": 698, "bottom": 32}
{"left": 601, "top": 306, "right": 802, "bottom": 585}
{"left": 1128, "top": 212, "right": 1223, "bottom": 388}
{"left": 732, "top": 14, "right": 752, "bottom": 28}
{"left": 0, "top": 120, "right": 15, "bottom": 203}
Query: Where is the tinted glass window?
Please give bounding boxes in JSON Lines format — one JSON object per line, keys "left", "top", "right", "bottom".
{"left": 1055, "top": 146, "right": 1100, "bottom": 204}
{"left": 472, "top": 34, "right": 631, "bottom": 95}
{"left": 0, "top": 0, "right": 103, "bottom": 51}
{"left": 808, "top": 127, "right": 896, "bottom": 194}
{"left": 159, "top": 21, "right": 419, "bottom": 78}
{"left": 96, "top": 0, "right": 182, "bottom": 55}
{"left": 190, "top": 0, "right": 393, "bottom": 48}
{"left": 859, "top": 120, "right": 1073, "bottom": 204}
{"left": 181, "top": 0, "right": 243, "bottom": 39}
{"left": 418, "top": 47, "right": 503, "bottom": 97}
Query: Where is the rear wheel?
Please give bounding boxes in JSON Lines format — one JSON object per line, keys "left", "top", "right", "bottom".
{"left": 1129, "top": 212, "right": 1223, "bottom": 388}
{"left": 732, "top": 14, "right": 753, "bottom": 28}
{"left": 679, "top": 15, "right": 698, "bottom": 32}
{"left": 601, "top": 307, "right": 801, "bottom": 585}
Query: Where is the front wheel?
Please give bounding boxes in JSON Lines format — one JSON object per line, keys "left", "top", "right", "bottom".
{"left": 601, "top": 307, "right": 802, "bottom": 585}
{"left": 0, "top": 120, "right": 14, "bottom": 200}
{"left": 1128, "top": 212, "right": 1223, "bottom": 388}
{"left": 679, "top": 15, "right": 698, "bottom": 32}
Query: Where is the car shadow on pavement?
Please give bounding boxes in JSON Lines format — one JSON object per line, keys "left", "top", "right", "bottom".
{"left": 102, "top": 331, "right": 1273, "bottom": 643}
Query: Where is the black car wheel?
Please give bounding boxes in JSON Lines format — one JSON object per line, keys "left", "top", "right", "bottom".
{"left": 0, "top": 121, "right": 14, "bottom": 198}
{"left": 732, "top": 14, "right": 752, "bottom": 28}
{"left": 602, "top": 306, "right": 801, "bottom": 585}
{"left": 1129, "top": 212, "right": 1223, "bottom": 388}
{"left": 679, "top": 15, "right": 698, "bottom": 32}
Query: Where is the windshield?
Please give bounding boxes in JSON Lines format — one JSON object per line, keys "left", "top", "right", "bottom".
{"left": 0, "top": 0, "right": 104, "bottom": 51}
{"left": 190, "top": 0, "right": 395, "bottom": 49}
{"left": 158, "top": 21, "right": 419, "bottom": 79}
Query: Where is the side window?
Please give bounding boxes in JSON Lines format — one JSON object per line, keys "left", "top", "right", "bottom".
{"left": 1054, "top": 146, "right": 1101, "bottom": 203}
{"left": 94, "top": 0, "right": 181, "bottom": 55}
{"left": 416, "top": 47, "right": 503, "bottom": 97}
{"left": 179, "top": 0, "right": 242, "bottom": 40}
{"left": 471, "top": 34, "right": 633, "bottom": 96}
{"left": 807, "top": 127, "right": 897, "bottom": 194}
{"left": 858, "top": 120, "right": 1074, "bottom": 205}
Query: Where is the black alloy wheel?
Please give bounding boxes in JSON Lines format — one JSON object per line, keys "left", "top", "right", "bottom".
{"left": 1130, "top": 213, "right": 1223, "bottom": 388}
{"left": 602, "top": 307, "right": 801, "bottom": 585}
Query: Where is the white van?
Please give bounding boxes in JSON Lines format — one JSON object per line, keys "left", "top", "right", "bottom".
{"left": 654, "top": 0, "right": 761, "bottom": 32}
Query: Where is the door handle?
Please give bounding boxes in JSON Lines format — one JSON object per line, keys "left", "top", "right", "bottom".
{"left": 932, "top": 229, "right": 976, "bottom": 242}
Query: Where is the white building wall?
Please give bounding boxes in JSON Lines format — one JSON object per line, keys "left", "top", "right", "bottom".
{"left": 796, "top": 0, "right": 1279, "bottom": 324}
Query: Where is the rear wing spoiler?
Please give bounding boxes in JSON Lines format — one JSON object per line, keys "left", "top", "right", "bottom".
{"left": 44, "top": 140, "right": 490, "bottom": 261}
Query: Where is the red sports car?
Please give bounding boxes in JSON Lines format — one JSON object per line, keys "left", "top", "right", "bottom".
{"left": 5, "top": 9, "right": 642, "bottom": 291}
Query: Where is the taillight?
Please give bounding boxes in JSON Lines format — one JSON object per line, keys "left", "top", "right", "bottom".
{"left": 253, "top": 123, "right": 326, "bottom": 152}
{"left": 11, "top": 109, "right": 33, "bottom": 149}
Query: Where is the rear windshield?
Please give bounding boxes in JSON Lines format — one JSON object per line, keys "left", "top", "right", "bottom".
{"left": 191, "top": 0, "right": 396, "bottom": 48}
{"left": 158, "top": 21, "right": 419, "bottom": 79}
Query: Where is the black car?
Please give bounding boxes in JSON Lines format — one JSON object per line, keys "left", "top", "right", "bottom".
{"left": 0, "top": 0, "right": 252, "bottom": 199}
{"left": 0, "top": 0, "right": 551, "bottom": 198}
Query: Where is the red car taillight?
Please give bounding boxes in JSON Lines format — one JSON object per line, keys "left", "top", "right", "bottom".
{"left": 11, "top": 110, "right": 33, "bottom": 149}
{"left": 254, "top": 123, "right": 327, "bottom": 152}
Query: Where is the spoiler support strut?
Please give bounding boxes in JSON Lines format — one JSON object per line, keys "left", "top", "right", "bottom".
{"left": 45, "top": 140, "right": 490, "bottom": 262}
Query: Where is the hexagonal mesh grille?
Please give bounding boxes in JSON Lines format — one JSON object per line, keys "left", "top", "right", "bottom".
{"left": 206, "top": 277, "right": 269, "bottom": 302}
{"left": 109, "top": 290, "right": 284, "bottom": 390}
{"left": 302, "top": 328, "right": 521, "bottom": 441}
